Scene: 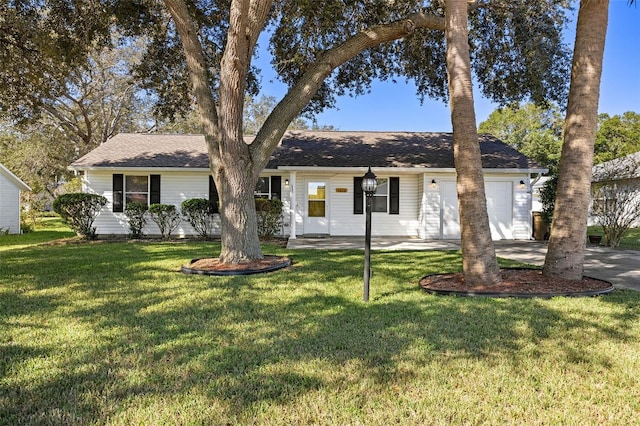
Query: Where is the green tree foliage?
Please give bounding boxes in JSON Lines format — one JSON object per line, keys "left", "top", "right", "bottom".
{"left": 0, "top": 125, "right": 73, "bottom": 196}
{"left": 0, "top": 0, "right": 113, "bottom": 121}
{"left": 539, "top": 174, "right": 559, "bottom": 225}
{"left": 243, "top": 95, "right": 336, "bottom": 135}
{"left": 594, "top": 112, "right": 640, "bottom": 164}
{"left": 5, "top": 0, "right": 574, "bottom": 263}
{"left": 148, "top": 203, "right": 181, "bottom": 239}
{"left": 479, "top": 103, "right": 563, "bottom": 172}
{"left": 53, "top": 193, "right": 107, "bottom": 239}
{"left": 255, "top": 198, "right": 283, "bottom": 239}
{"left": 181, "top": 198, "right": 216, "bottom": 239}
{"left": 124, "top": 201, "right": 148, "bottom": 239}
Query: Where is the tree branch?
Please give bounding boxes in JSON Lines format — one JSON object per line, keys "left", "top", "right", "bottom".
{"left": 250, "top": 11, "right": 445, "bottom": 169}
{"left": 163, "top": 0, "right": 221, "bottom": 164}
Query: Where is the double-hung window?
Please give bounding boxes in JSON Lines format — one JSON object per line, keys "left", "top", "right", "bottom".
{"left": 353, "top": 176, "right": 399, "bottom": 215}
{"left": 125, "top": 176, "right": 149, "bottom": 205}
{"left": 112, "top": 174, "right": 160, "bottom": 212}
{"left": 254, "top": 177, "right": 271, "bottom": 199}
{"left": 372, "top": 178, "right": 388, "bottom": 212}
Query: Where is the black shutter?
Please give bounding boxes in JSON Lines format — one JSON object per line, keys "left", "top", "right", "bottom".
{"left": 113, "top": 174, "right": 123, "bottom": 212}
{"left": 209, "top": 175, "right": 219, "bottom": 213}
{"left": 354, "top": 177, "right": 363, "bottom": 214}
{"left": 389, "top": 177, "right": 400, "bottom": 215}
{"left": 150, "top": 175, "right": 161, "bottom": 204}
{"left": 270, "top": 176, "right": 282, "bottom": 200}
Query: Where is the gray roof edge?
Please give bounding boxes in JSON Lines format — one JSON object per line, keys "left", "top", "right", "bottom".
{"left": 0, "top": 162, "right": 31, "bottom": 191}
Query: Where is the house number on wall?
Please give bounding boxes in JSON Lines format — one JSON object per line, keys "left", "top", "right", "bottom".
{"left": 335, "top": 188, "right": 348, "bottom": 193}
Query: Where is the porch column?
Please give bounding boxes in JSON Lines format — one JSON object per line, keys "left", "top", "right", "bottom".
{"left": 289, "top": 171, "right": 297, "bottom": 239}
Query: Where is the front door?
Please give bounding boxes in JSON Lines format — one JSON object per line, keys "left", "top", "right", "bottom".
{"left": 304, "top": 180, "right": 329, "bottom": 235}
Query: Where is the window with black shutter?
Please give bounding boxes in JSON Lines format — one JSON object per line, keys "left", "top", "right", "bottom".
{"left": 113, "top": 174, "right": 124, "bottom": 212}
{"left": 150, "top": 175, "right": 161, "bottom": 204}
{"left": 209, "top": 176, "right": 219, "bottom": 213}
{"left": 354, "top": 177, "right": 363, "bottom": 214}
{"left": 270, "top": 176, "right": 282, "bottom": 200}
{"left": 389, "top": 177, "right": 400, "bottom": 215}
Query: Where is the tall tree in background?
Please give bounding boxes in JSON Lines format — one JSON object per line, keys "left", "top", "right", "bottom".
{"left": 38, "top": 41, "right": 147, "bottom": 157}
{"left": 543, "top": 0, "right": 609, "bottom": 280}
{"left": 444, "top": 0, "right": 501, "bottom": 285}
{"left": 594, "top": 112, "right": 640, "bottom": 164}
{"left": 479, "top": 103, "right": 563, "bottom": 173}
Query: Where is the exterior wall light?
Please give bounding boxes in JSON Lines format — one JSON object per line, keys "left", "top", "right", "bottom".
{"left": 519, "top": 180, "right": 526, "bottom": 189}
{"left": 284, "top": 178, "right": 290, "bottom": 186}
{"left": 361, "top": 166, "right": 377, "bottom": 302}
{"left": 431, "top": 179, "right": 437, "bottom": 188}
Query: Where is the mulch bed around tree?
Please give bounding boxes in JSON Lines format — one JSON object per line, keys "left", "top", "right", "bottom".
{"left": 181, "top": 255, "right": 291, "bottom": 276}
{"left": 420, "top": 268, "right": 614, "bottom": 298}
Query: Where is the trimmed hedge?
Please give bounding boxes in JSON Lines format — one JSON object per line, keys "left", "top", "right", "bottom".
{"left": 255, "top": 198, "right": 283, "bottom": 239}
{"left": 124, "top": 201, "right": 148, "bottom": 239}
{"left": 148, "top": 203, "right": 181, "bottom": 239}
{"left": 53, "top": 193, "right": 107, "bottom": 239}
{"left": 181, "top": 198, "right": 216, "bottom": 238}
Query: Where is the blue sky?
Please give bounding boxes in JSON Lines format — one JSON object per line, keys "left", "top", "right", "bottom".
{"left": 257, "top": 1, "right": 640, "bottom": 132}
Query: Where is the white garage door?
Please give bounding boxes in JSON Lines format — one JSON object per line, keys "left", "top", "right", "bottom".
{"left": 440, "top": 181, "right": 513, "bottom": 240}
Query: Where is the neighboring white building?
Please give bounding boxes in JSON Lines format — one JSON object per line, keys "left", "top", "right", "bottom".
{"left": 0, "top": 163, "right": 31, "bottom": 234}
{"left": 590, "top": 151, "right": 640, "bottom": 227}
{"left": 69, "top": 131, "right": 547, "bottom": 239}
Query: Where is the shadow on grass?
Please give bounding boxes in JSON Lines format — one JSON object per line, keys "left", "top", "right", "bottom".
{"left": 1, "top": 243, "right": 639, "bottom": 422}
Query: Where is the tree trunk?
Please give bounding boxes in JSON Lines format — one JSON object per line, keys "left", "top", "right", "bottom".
{"left": 164, "top": 0, "right": 444, "bottom": 263}
{"left": 445, "top": 0, "right": 502, "bottom": 286}
{"left": 543, "top": 0, "right": 609, "bottom": 280}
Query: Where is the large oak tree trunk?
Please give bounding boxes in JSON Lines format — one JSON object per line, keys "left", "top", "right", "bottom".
{"left": 445, "top": 0, "right": 501, "bottom": 286}
{"left": 543, "top": 0, "right": 609, "bottom": 280}
{"left": 164, "top": 0, "right": 444, "bottom": 263}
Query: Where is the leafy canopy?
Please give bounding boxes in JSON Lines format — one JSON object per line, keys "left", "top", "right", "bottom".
{"left": 2, "top": 0, "right": 572, "bottom": 123}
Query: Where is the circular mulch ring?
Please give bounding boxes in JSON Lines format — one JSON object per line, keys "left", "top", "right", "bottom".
{"left": 419, "top": 268, "right": 614, "bottom": 298}
{"left": 181, "top": 255, "right": 291, "bottom": 276}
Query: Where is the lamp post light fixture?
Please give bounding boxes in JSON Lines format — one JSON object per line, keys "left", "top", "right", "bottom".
{"left": 361, "top": 166, "right": 377, "bottom": 302}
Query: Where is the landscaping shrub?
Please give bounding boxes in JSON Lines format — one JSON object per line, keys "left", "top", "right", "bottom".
{"left": 539, "top": 174, "right": 558, "bottom": 225}
{"left": 255, "top": 198, "right": 283, "bottom": 239}
{"left": 124, "top": 201, "right": 148, "bottom": 239}
{"left": 52, "top": 193, "right": 107, "bottom": 239}
{"left": 181, "top": 198, "right": 216, "bottom": 238}
{"left": 148, "top": 203, "right": 181, "bottom": 239}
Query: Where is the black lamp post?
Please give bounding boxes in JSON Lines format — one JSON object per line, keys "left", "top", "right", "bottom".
{"left": 361, "top": 166, "right": 377, "bottom": 302}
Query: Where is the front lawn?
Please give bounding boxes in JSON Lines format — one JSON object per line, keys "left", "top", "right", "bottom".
{"left": 588, "top": 226, "right": 640, "bottom": 250}
{"left": 1, "top": 231, "right": 639, "bottom": 424}
{"left": 0, "top": 216, "right": 75, "bottom": 252}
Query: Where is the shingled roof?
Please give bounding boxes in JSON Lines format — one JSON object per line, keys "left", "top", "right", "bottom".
{"left": 70, "top": 131, "right": 545, "bottom": 171}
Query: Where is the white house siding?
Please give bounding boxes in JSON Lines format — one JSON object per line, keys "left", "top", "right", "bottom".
{"left": 0, "top": 172, "right": 21, "bottom": 234}
{"left": 421, "top": 175, "right": 532, "bottom": 240}
{"left": 421, "top": 174, "right": 442, "bottom": 239}
{"left": 290, "top": 173, "right": 420, "bottom": 237}
{"left": 81, "top": 169, "right": 532, "bottom": 240}
{"left": 513, "top": 184, "right": 532, "bottom": 239}
{"left": 83, "top": 170, "right": 216, "bottom": 237}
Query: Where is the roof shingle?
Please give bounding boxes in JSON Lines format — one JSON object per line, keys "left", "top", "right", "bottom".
{"left": 70, "top": 131, "right": 544, "bottom": 171}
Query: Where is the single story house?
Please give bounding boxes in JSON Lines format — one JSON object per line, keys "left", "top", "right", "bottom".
{"left": 69, "top": 131, "right": 547, "bottom": 239}
{"left": 0, "top": 162, "right": 31, "bottom": 234}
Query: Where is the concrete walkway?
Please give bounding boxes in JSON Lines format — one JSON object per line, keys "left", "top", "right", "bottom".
{"left": 286, "top": 237, "right": 640, "bottom": 291}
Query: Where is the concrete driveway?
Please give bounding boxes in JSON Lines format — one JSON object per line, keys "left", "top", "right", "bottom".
{"left": 287, "top": 237, "right": 640, "bottom": 291}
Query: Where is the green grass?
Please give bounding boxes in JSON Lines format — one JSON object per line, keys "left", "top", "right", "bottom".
{"left": 587, "top": 226, "right": 640, "bottom": 249}
{"left": 1, "top": 229, "right": 639, "bottom": 424}
{"left": 0, "top": 216, "right": 76, "bottom": 252}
